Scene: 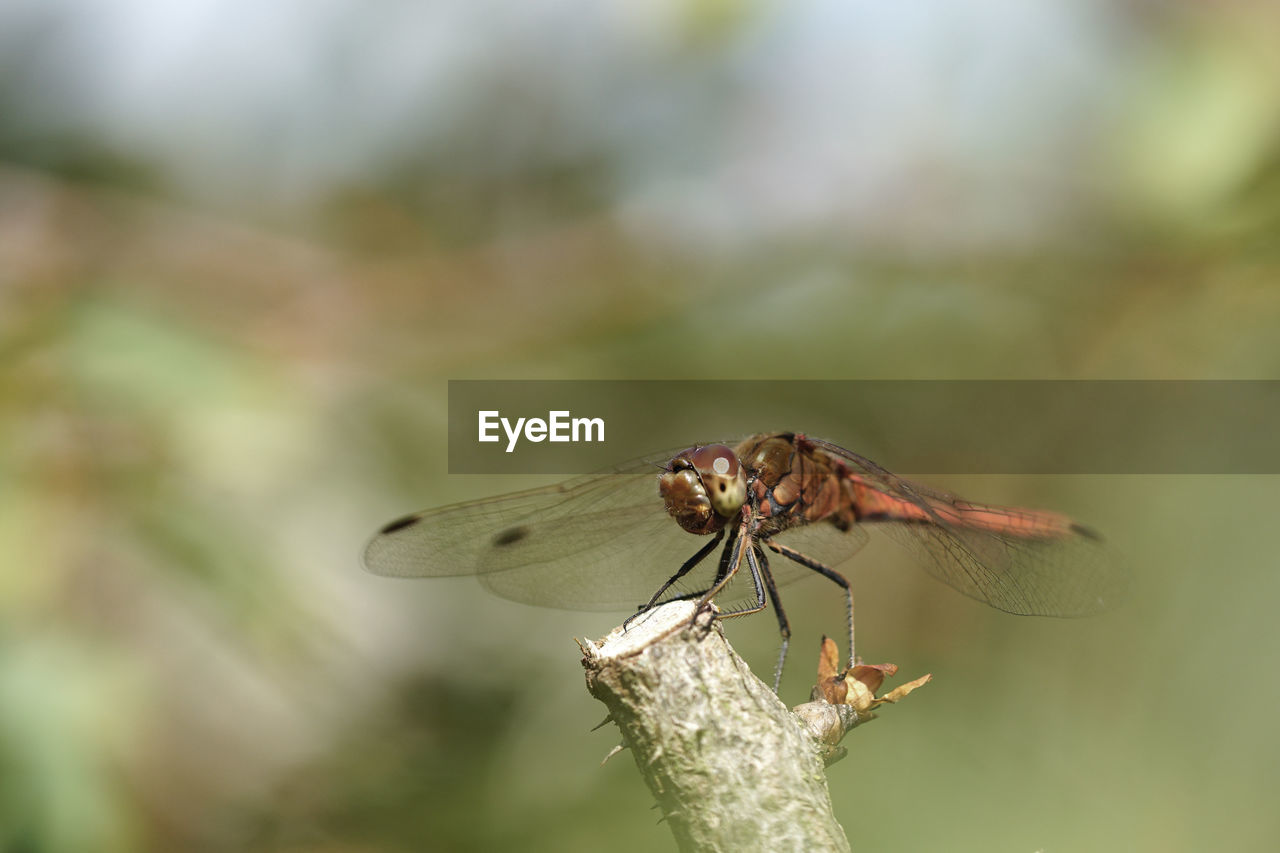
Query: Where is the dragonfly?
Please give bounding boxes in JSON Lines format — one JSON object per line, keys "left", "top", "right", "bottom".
{"left": 363, "top": 432, "right": 1123, "bottom": 689}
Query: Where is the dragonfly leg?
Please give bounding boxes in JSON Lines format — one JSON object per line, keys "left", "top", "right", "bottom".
{"left": 757, "top": 546, "right": 791, "bottom": 691}
{"left": 713, "top": 542, "right": 792, "bottom": 690}
{"left": 766, "top": 539, "right": 856, "bottom": 668}
{"left": 712, "top": 542, "right": 768, "bottom": 618}
{"left": 625, "top": 529, "right": 725, "bottom": 631}
{"left": 695, "top": 517, "right": 750, "bottom": 611}
{"left": 631, "top": 524, "right": 740, "bottom": 619}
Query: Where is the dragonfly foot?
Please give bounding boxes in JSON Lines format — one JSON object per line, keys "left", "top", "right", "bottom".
{"left": 622, "top": 605, "right": 655, "bottom": 632}
{"left": 688, "top": 601, "right": 719, "bottom": 636}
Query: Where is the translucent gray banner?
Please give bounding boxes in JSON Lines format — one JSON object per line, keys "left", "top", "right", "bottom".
{"left": 447, "top": 380, "right": 1280, "bottom": 474}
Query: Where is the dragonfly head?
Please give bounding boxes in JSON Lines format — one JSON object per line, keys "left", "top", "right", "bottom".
{"left": 659, "top": 444, "right": 748, "bottom": 534}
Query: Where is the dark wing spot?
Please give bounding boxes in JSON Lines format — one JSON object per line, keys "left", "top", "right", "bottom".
{"left": 1070, "top": 522, "right": 1103, "bottom": 542}
{"left": 492, "top": 525, "right": 530, "bottom": 547}
{"left": 379, "top": 514, "right": 422, "bottom": 535}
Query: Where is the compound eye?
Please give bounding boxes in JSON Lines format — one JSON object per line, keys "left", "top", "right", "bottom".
{"left": 689, "top": 444, "right": 746, "bottom": 518}
{"left": 689, "top": 444, "right": 739, "bottom": 479}
{"left": 664, "top": 446, "right": 701, "bottom": 473}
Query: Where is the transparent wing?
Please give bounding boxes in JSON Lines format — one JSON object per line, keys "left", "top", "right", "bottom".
{"left": 807, "top": 437, "right": 1126, "bottom": 616}
{"left": 876, "top": 521, "right": 1119, "bottom": 616}
{"left": 763, "top": 522, "right": 871, "bottom": 582}
{"left": 363, "top": 455, "right": 735, "bottom": 610}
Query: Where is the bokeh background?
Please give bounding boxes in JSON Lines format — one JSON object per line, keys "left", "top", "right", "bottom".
{"left": 3, "top": 1, "right": 1279, "bottom": 851}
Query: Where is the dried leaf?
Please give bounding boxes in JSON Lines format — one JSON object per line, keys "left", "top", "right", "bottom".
{"left": 876, "top": 673, "right": 933, "bottom": 705}
{"left": 814, "top": 636, "right": 848, "bottom": 704}
{"left": 810, "top": 638, "right": 931, "bottom": 712}
{"left": 817, "top": 635, "right": 841, "bottom": 681}
{"left": 848, "top": 663, "right": 897, "bottom": 694}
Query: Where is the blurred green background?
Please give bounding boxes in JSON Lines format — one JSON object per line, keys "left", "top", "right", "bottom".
{"left": 3, "top": 1, "right": 1279, "bottom": 851}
